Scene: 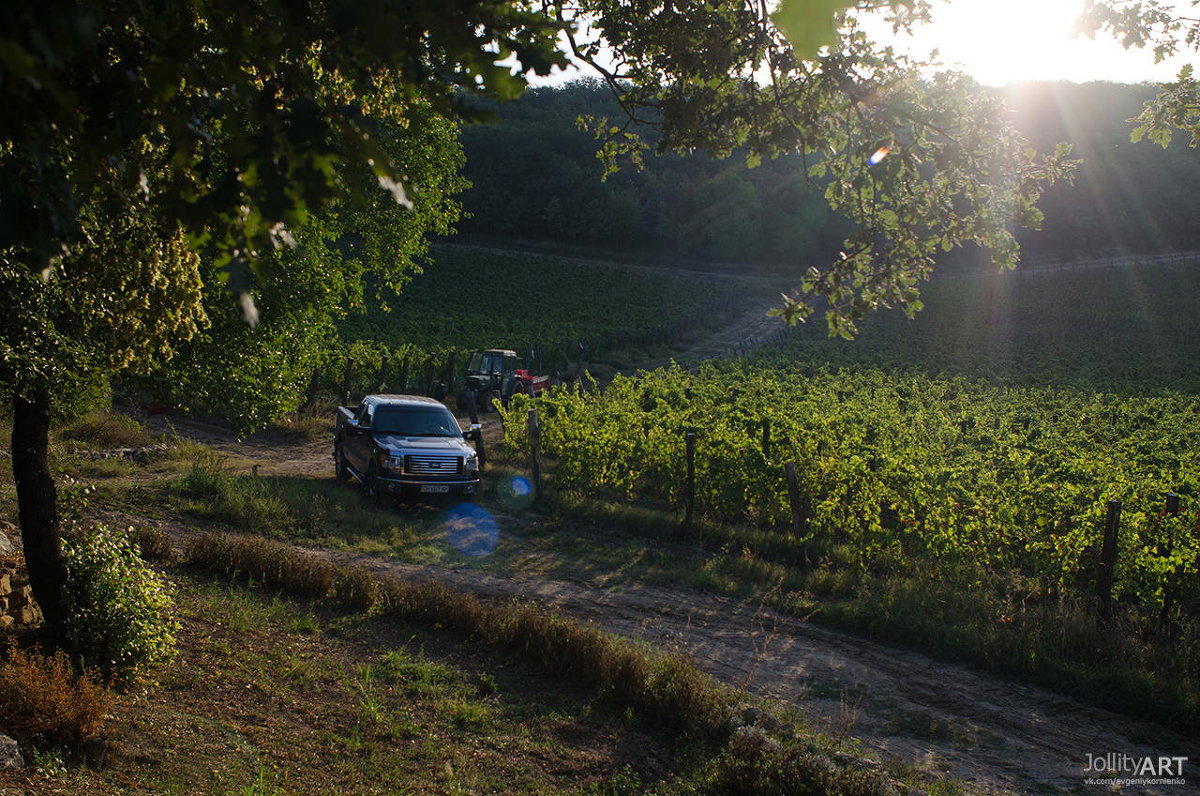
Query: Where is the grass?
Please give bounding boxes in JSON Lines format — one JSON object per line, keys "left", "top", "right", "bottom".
{"left": 125, "top": 447, "right": 1200, "bottom": 733}
{"left": 0, "top": 536, "right": 927, "bottom": 795}
{"left": 0, "top": 575, "right": 684, "bottom": 795}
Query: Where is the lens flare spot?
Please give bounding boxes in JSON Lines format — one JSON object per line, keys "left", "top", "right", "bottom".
{"left": 444, "top": 503, "right": 499, "bottom": 557}
{"left": 498, "top": 476, "right": 535, "bottom": 509}
{"left": 868, "top": 146, "right": 890, "bottom": 166}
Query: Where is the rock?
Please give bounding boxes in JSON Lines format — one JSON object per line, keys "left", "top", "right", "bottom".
{"left": 0, "top": 616, "right": 13, "bottom": 630}
{"left": 0, "top": 533, "right": 14, "bottom": 558}
{"left": 0, "top": 573, "right": 10, "bottom": 596}
{"left": 81, "top": 738, "right": 111, "bottom": 768}
{"left": 0, "top": 734, "right": 24, "bottom": 769}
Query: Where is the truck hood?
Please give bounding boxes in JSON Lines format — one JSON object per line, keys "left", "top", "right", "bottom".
{"left": 374, "top": 434, "right": 472, "bottom": 455}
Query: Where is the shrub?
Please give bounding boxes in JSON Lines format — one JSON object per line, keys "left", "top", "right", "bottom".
{"left": 61, "top": 523, "right": 179, "bottom": 681}
{"left": 57, "top": 411, "right": 157, "bottom": 448}
{"left": 0, "top": 645, "right": 111, "bottom": 745}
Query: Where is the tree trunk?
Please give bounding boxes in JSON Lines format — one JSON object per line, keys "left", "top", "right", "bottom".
{"left": 11, "top": 388, "right": 67, "bottom": 644}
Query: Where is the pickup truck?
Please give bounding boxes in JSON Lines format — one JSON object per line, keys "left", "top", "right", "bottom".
{"left": 334, "top": 394, "right": 482, "bottom": 502}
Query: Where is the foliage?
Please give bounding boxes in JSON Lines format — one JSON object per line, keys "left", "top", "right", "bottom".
{"left": 567, "top": 1, "right": 1072, "bottom": 334}
{"left": 0, "top": 644, "right": 111, "bottom": 745}
{"left": 2, "top": 0, "right": 1066, "bottom": 341}
{"left": 504, "top": 362, "right": 1200, "bottom": 621}
{"left": 60, "top": 523, "right": 180, "bottom": 681}
{"left": 141, "top": 110, "right": 468, "bottom": 430}
{"left": 0, "top": 176, "right": 206, "bottom": 401}
{"left": 56, "top": 412, "right": 158, "bottom": 450}
{"left": 458, "top": 81, "right": 851, "bottom": 263}
{"left": 1082, "top": 2, "right": 1200, "bottom": 148}
{"left": 461, "top": 80, "right": 1200, "bottom": 268}
{"left": 0, "top": 0, "right": 564, "bottom": 274}
{"left": 777, "top": 258, "right": 1200, "bottom": 392}
{"left": 340, "top": 244, "right": 769, "bottom": 369}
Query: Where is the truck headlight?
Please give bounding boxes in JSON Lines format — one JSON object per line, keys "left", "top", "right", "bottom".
{"left": 465, "top": 454, "right": 479, "bottom": 473}
{"left": 382, "top": 454, "right": 403, "bottom": 470}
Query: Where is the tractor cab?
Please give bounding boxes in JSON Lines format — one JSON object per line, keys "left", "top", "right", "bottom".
{"left": 467, "top": 349, "right": 521, "bottom": 379}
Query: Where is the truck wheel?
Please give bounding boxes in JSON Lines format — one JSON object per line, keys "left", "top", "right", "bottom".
{"left": 334, "top": 445, "right": 351, "bottom": 482}
{"left": 363, "top": 463, "right": 387, "bottom": 507}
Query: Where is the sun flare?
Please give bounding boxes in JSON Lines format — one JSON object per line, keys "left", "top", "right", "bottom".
{"left": 874, "top": 0, "right": 1192, "bottom": 85}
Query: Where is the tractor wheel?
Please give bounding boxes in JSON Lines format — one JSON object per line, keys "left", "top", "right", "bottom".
{"left": 503, "top": 380, "right": 527, "bottom": 409}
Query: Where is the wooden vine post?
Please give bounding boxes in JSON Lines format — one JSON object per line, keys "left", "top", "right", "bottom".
{"left": 682, "top": 430, "right": 697, "bottom": 531}
{"left": 1095, "top": 500, "right": 1122, "bottom": 620}
{"left": 445, "top": 350, "right": 458, "bottom": 391}
{"left": 465, "top": 388, "right": 479, "bottom": 425}
{"left": 527, "top": 408, "right": 542, "bottom": 499}
{"left": 784, "top": 461, "right": 803, "bottom": 537}
{"left": 397, "top": 355, "right": 411, "bottom": 394}
{"left": 1161, "top": 492, "right": 1182, "bottom": 629}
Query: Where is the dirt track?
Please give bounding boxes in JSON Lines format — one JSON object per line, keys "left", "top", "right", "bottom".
{"left": 143, "top": 410, "right": 1198, "bottom": 795}
{"left": 320, "top": 551, "right": 1194, "bottom": 796}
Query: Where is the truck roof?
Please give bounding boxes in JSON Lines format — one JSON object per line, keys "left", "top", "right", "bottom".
{"left": 362, "top": 394, "right": 446, "bottom": 408}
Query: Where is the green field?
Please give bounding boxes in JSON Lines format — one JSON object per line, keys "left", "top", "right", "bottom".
{"left": 339, "top": 243, "right": 775, "bottom": 371}
{"left": 781, "top": 258, "right": 1200, "bottom": 392}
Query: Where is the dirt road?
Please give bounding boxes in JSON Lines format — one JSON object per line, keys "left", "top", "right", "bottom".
{"left": 320, "top": 549, "right": 1193, "bottom": 796}
{"left": 142, "top": 411, "right": 1197, "bottom": 795}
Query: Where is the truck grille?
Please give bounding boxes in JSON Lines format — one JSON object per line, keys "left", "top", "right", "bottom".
{"left": 404, "top": 455, "right": 463, "bottom": 476}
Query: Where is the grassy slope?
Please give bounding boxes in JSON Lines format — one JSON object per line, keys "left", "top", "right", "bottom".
{"left": 0, "top": 576, "right": 679, "bottom": 795}
{"left": 778, "top": 259, "right": 1200, "bottom": 392}
{"left": 339, "top": 243, "right": 778, "bottom": 369}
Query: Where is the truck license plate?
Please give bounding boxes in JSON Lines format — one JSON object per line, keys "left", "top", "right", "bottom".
{"left": 421, "top": 485, "right": 450, "bottom": 493}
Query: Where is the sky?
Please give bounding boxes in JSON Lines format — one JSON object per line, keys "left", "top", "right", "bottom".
{"left": 533, "top": 1, "right": 1196, "bottom": 87}
{"left": 875, "top": 0, "right": 1194, "bottom": 86}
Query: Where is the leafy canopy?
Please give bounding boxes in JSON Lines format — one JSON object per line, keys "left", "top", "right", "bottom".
{"left": 1080, "top": 1, "right": 1200, "bottom": 148}
{"left": 1, "top": 0, "right": 1071, "bottom": 366}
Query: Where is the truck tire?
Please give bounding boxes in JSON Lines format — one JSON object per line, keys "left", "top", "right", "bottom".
{"left": 363, "top": 463, "right": 387, "bottom": 507}
{"left": 334, "top": 445, "right": 351, "bottom": 482}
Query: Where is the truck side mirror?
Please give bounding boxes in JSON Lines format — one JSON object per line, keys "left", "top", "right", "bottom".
{"left": 464, "top": 423, "right": 482, "bottom": 440}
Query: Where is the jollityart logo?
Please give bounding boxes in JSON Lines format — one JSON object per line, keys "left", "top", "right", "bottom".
{"left": 1083, "top": 752, "right": 1189, "bottom": 787}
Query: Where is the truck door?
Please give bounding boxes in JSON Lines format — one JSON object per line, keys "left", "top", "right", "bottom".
{"left": 345, "top": 403, "right": 374, "bottom": 470}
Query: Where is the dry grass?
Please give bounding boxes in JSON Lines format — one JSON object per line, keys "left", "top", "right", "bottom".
{"left": 0, "top": 644, "right": 112, "bottom": 745}
{"left": 180, "top": 532, "right": 732, "bottom": 740}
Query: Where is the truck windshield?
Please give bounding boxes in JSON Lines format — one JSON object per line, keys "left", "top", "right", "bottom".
{"left": 373, "top": 406, "right": 461, "bottom": 437}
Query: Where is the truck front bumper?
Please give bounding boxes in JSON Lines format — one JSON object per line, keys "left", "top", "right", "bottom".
{"left": 375, "top": 475, "right": 480, "bottom": 498}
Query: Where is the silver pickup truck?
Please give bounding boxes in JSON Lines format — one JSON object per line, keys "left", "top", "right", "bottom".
{"left": 334, "top": 394, "right": 481, "bottom": 502}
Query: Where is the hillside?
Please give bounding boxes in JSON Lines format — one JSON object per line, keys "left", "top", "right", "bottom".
{"left": 457, "top": 80, "right": 1200, "bottom": 269}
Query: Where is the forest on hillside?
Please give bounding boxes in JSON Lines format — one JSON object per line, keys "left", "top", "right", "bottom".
{"left": 456, "top": 80, "right": 1200, "bottom": 268}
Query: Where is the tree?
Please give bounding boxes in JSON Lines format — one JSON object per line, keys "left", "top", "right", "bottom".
{"left": 2, "top": 0, "right": 1064, "bottom": 648}
{"left": 1080, "top": 1, "right": 1200, "bottom": 147}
